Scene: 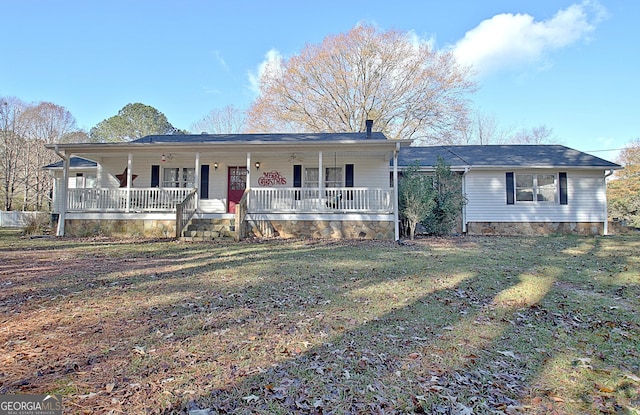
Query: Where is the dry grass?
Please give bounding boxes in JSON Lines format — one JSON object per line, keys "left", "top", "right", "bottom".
{"left": 0, "top": 229, "right": 639, "bottom": 414}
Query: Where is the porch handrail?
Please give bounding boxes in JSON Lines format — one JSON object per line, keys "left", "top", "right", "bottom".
{"left": 248, "top": 187, "right": 392, "bottom": 213}
{"left": 67, "top": 188, "right": 195, "bottom": 212}
{"left": 234, "top": 189, "right": 250, "bottom": 241}
{"left": 175, "top": 189, "right": 198, "bottom": 238}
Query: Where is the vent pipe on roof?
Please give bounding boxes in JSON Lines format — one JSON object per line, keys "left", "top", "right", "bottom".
{"left": 365, "top": 119, "right": 373, "bottom": 138}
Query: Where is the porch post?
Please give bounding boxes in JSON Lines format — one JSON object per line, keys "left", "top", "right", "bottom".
{"left": 246, "top": 152, "right": 251, "bottom": 190}
{"left": 57, "top": 152, "right": 70, "bottom": 236}
{"left": 318, "top": 151, "right": 323, "bottom": 196}
{"left": 126, "top": 153, "right": 132, "bottom": 212}
{"left": 393, "top": 143, "right": 400, "bottom": 241}
{"left": 194, "top": 152, "right": 200, "bottom": 189}
{"left": 194, "top": 152, "right": 200, "bottom": 209}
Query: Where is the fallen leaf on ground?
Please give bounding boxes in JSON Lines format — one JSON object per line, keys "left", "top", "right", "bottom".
{"left": 497, "top": 350, "right": 518, "bottom": 359}
{"left": 242, "top": 394, "right": 259, "bottom": 403}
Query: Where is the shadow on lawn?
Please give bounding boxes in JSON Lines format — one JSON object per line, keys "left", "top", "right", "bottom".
{"left": 1, "top": 236, "right": 638, "bottom": 414}
{"left": 158, "top": 237, "right": 639, "bottom": 414}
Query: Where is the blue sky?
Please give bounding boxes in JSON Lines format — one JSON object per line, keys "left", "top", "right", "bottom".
{"left": 1, "top": 0, "right": 637, "bottom": 162}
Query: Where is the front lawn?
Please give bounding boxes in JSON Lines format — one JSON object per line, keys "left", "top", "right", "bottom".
{"left": 0, "top": 229, "right": 638, "bottom": 414}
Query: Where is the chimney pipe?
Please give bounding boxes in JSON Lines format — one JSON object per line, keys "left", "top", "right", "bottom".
{"left": 365, "top": 119, "right": 373, "bottom": 138}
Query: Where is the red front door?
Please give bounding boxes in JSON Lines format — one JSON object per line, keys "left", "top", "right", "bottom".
{"left": 227, "top": 166, "right": 247, "bottom": 213}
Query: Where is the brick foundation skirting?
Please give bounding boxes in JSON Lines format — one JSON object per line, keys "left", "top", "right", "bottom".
{"left": 247, "top": 219, "right": 395, "bottom": 240}
{"left": 64, "top": 219, "right": 176, "bottom": 238}
{"left": 62, "top": 218, "right": 396, "bottom": 240}
{"left": 466, "top": 222, "right": 604, "bottom": 236}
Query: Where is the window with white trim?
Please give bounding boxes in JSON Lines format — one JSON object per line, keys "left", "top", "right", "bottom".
{"left": 515, "top": 173, "right": 557, "bottom": 202}
{"left": 304, "top": 168, "right": 319, "bottom": 188}
{"left": 325, "top": 167, "right": 343, "bottom": 188}
{"left": 69, "top": 173, "right": 96, "bottom": 189}
{"left": 163, "top": 168, "right": 196, "bottom": 188}
{"left": 303, "top": 167, "right": 344, "bottom": 187}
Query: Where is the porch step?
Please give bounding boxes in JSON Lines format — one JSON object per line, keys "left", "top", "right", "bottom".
{"left": 180, "top": 218, "right": 236, "bottom": 241}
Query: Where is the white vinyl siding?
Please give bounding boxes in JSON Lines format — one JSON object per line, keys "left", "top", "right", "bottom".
{"left": 253, "top": 154, "right": 389, "bottom": 189}
{"left": 465, "top": 170, "right": 606, "bottom": 222}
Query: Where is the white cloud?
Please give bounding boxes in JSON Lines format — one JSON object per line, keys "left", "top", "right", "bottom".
{"left": 452, "top": 1, "right": 607, "bottom": 77}
{"left": 247, "top": 49, "right": 283, "bottom": 96}
{"left": 212, "top": 50, "right": 228, "bottom": 71}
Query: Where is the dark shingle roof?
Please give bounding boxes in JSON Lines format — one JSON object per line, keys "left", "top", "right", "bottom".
{"left": 132, "top": 132, "right": 388, "bottom": 144}
{"left": 398, "top": 145, "right": 621, "bottom": 169}
{"left": 43, "top": 156, "right": 97, "bottom": 169}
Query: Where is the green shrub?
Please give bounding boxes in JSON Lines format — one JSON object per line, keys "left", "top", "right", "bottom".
{"left": 399, "top": 157, "right": 465, "bottom": 239}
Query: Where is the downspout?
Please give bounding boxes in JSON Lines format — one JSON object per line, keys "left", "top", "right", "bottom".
{"left": 53, "top": 144, "right": 68, "bottom": 236}
{"left": 393, "top": 142, "right": 400, "bottom": 241}
{"left": 603, "top": 169, "right": 615, "bottom": 235}
{"left": 461, "top": 167, "right": 470, "bottom": 234}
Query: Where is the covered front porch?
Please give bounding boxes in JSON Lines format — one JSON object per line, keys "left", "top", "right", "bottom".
{"left": 46, "top": 131, "right": 410, "bottom": 240}
{"left": 60, "top": 185, "right": 394, "bottom": 239}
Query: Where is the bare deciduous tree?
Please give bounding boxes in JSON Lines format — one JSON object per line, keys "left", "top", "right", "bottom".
{"left": 460, "top": 111, "right": 557, "bottom": 146}
{"left": 247, "top": 24, "right": 475, "bottom": 143}
{"left": 608, "top": 138, "right": 640, "bottom": 226}
{"left": 460, "top": 111, "right": 515, "bottom": 145}
{"left": 0, "top": 97, "right": 27, "bottom": 211}
{"left": 20, "top": 102, "right": 79, "bottom": 210}
{"left": 510, "top": 125, "right": 556, "bottom": 144}
{"left": 1, "top": 96, "right": 84, "bottom": 211}
{"left": 190, "top": 105, "right": 246, "bottom": 134}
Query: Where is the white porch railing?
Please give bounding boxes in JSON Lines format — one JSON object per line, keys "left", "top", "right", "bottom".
{"left": 67, "top": 188, "right": 195, "bottom": 212}
{"left": 66, "top": 187, "right": 393, "bottom": 214}
{"left": 176, "top": 189, "right": 198, "bottom": 237}
{"left": 248, "top": 187, "right": 392, "bottom": 213}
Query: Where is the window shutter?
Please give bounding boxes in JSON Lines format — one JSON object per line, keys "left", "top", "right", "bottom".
{"left": 151, "top": 165, "right": 160, "bottom": 187}
{"left": 293, "top": 165, "right": 302, "bottom": 187}
{"left": 345, "top": 164, "right": 354, "bottom": 187}
{"left": 293, "top": 164, "right": 302, "bottom": 200}
{"left": 200, "top": 165, "right": 209, "bottom": 199}
{"left": 559, "top": 172, "right": 568, "bottom": 205}
{"left": 345, "top": 164, "right": 354, "bottom": 200}
{"left": 506, "top": 172, "right": 514, "bottom": 205}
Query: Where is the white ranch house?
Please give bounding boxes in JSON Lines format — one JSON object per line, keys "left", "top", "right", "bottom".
{"left": 45, "top": 129, "right": 411, "bottom": 240}
{"left": 45, "top": 133, "right": 621, "bottom": 239}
